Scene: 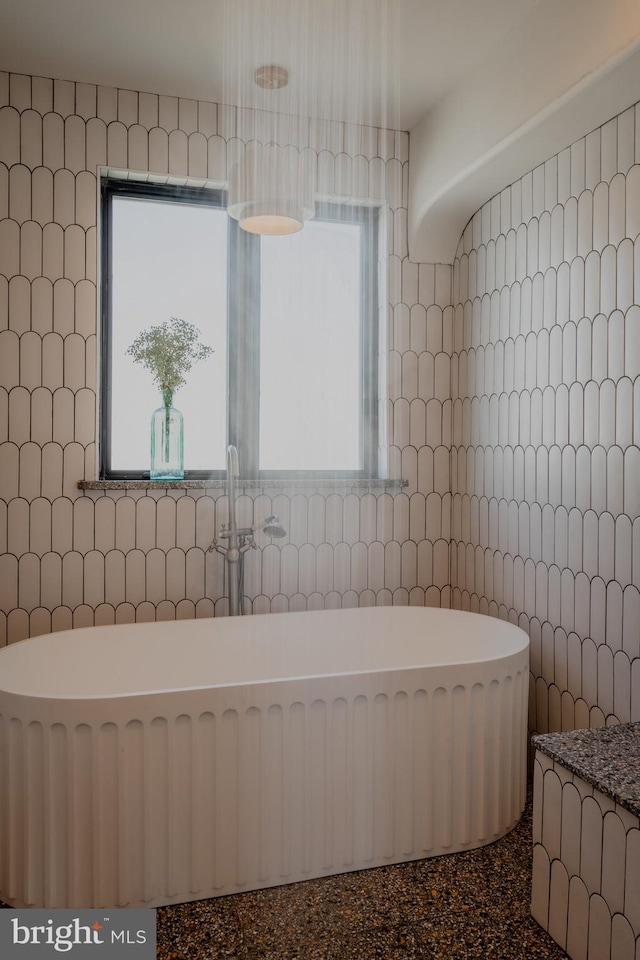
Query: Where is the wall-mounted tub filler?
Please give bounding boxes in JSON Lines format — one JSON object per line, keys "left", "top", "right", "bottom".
{"left": 208, "top": 445, "right": 286, "bottom": 616}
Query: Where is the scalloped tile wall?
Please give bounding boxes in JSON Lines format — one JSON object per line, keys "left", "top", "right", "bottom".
{"left": 531, "top": 750, "right": 640, "bottom": 959}
{"left": 0, "top": 72, "right": 453, "bottom": 645}
{"left": 451, "top": 101, "right": 640, "bottom": 734}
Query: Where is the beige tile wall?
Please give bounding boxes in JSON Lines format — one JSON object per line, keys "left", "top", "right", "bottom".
{"left": 0, "top": 71, "right": 452, "bottom": 644}
{"left": 451, "top": 102, "right": 640, "bottom": 733}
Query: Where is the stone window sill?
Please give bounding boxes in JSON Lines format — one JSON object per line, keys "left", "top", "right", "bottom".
{"left": 78, "top": 478, "right": 408, "bottom": 492}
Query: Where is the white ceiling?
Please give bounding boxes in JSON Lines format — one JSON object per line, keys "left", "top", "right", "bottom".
{"left": 0, "top": 0, "right": 541, "bottom": 131}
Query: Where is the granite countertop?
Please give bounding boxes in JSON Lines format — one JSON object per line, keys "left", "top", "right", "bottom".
{"left": 532, "top": 722, "right": 640, "bottom": 819}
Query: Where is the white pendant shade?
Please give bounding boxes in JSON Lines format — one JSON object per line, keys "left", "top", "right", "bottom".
{"left": 222, "top": 0, "right": 398, "bottom": 236}
{"left": 228, "top": 141, "right": 315, "bottom": 235}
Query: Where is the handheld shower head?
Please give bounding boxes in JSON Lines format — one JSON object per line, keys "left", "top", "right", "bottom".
{"left": 253, "top": 514, "right": 287, "bottom": 538}
{"left": 263, "top": 519, "right": 286, "bottom": 538}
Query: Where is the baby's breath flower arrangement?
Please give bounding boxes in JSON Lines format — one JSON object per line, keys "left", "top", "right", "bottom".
{"left": 127, "top": 317, "right": 213, "bottom": 409}
{"left": 127, "top": 318, "right": 213, "bottom": 480}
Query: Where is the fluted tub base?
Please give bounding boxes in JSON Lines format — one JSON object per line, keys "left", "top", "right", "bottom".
{"left": 0, "top": 606, "right": 529, "bottom": 908}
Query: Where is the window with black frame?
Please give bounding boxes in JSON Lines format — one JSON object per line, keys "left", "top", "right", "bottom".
{"left": 100, "top": 178, "right": 379, "bottom": 480}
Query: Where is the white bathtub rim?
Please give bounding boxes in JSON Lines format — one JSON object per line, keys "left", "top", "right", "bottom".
{"left": 0, "top": 606, "right": 530, "bottom": 701}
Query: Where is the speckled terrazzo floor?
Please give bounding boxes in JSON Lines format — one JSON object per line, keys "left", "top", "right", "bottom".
{"left": 154, "top": 790, "right": 568, "bottom": 960}
{"left": 0, "top": 790, "right": 567, "bottom": 958}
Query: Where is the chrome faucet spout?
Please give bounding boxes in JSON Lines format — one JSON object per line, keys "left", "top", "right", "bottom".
{"left": 227, "top": 444, "right": 239, "bottom": 479}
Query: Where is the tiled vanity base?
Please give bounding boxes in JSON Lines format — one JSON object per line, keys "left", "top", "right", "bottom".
{"left": 531, "top": 723, "right": 640, "bottom": 960}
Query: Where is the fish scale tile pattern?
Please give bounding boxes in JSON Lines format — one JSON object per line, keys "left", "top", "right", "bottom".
{"left": 450, "top": 102, "right": 640, "bottom": 736}
{"left": 0, "top": 71, "right": 452, "bottom": 646}
{"left": 531, "top": 746, "right": 640, "bottom": 960}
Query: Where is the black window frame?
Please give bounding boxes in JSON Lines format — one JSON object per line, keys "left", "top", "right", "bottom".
{"left": 100, "top": 177, "right": 379, "bottom": 481}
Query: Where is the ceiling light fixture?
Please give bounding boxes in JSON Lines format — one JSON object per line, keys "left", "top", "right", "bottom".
{"left": 228, "top": 138, "right": 314, "bottom": 236}
{"left": 226, "top": 62, "right": 315, "bottom": 237}
{"left": 222, "top": 0, "right": 399, "bottom": 237}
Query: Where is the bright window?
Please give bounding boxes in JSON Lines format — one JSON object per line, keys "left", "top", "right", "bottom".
{"left": 259, "top": 220, "right": 362, "bottom": 471}
{"left": 101, "top": 179, "right": 378, "bottom": 479}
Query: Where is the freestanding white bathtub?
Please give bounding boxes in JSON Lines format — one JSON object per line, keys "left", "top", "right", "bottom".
{"left": 0, "top": 606, "right": 529, "bottom": 909}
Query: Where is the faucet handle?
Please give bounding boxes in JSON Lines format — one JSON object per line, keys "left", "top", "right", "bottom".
{"left": 238, "top": 533, "right": 257, "bottom": 553}
{"left": 207, "top": 538, "right": 227, "bottom": 555}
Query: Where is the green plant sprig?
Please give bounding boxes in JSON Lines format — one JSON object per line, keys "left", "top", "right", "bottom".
{"left": 127, "top": 317, "right": 213, "bottom": 406}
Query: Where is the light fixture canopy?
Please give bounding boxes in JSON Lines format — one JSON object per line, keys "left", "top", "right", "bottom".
{"left": 228, "top": 141, "right": 315, "bottom": 236}
{"left": 254, "top": 64, "right": 289, "bottom": 90}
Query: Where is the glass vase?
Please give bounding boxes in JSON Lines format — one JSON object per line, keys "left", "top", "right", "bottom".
{"left": 150, "top": 403, "right": 184, "bottom": 480}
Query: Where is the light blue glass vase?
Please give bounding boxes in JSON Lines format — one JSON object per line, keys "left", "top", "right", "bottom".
{"left": 150, "top": 391, "right": 184, "bottom": 480}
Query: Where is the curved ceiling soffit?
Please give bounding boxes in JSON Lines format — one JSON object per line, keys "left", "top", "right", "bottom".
{"left": 408, "top": 38, "right": 640, "bottom": 266}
